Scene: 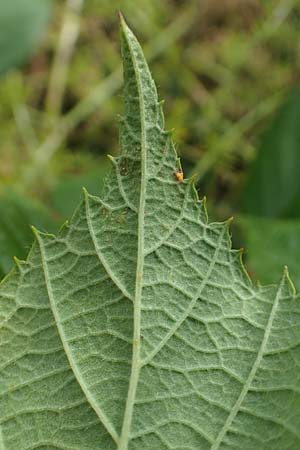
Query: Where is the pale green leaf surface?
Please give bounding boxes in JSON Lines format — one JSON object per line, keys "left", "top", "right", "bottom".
{"left": 1, "top": 17, "right": 300, "bottom": 450}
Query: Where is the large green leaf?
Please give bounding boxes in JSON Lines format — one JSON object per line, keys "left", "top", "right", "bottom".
{"left": 1, "top": 17, "right": 300, "bottom": 450}
{"left": 0, "top": 0, "right": 52, "bottom": 74}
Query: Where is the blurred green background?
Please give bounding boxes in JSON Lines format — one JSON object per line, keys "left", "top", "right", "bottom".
{"left": 0, "top": 0, "right": 300, "bottom": 287}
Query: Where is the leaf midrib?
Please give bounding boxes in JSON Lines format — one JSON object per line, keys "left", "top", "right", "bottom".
{"left": 117, "top": 19, "right": 147, "bottom": 450}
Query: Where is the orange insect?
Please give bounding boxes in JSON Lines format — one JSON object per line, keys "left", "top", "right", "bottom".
{"left": 175, "top": 168, "right": 184, "bottom": 183}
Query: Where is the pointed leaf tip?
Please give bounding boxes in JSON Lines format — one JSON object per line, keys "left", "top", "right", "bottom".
{"left": 118, "top": 11, "right": 128, "bottom": 31}
{"left": 13, "top": 256, "right": 20, "bottom": 265}
{"left": 30, "top": 224, "right": 38, "bottom": 236}
{"left": 282, "top": 265, "right": 296, "bottom": 295}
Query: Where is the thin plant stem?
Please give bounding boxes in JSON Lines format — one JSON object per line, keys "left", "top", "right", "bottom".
{"left": 45, "top": 0, "right": 85, "bottom": 121}
{"left": 192, "top": 91, "right": 284, "bottom": 182}
{"left": 13, "top": 105, "right": 39, "bottom": 156}
{"left": 190, "top": 0, "right": 297, "bottom": 182}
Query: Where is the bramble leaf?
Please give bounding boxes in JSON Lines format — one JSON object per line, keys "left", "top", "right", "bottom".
{"left": 1, "top": 16, "right": 300, "bottom": 450}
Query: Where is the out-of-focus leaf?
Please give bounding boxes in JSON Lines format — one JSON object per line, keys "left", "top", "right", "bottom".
{"left": 51, "top": 163, "right": 110, "bottom": 219}
{"left": 0, "top": 190, "right": 55, "bottom": 277}
{"left": 238, "top": 215, "right": 300, "bottom": 289}
{"left": 241, "top": 87, "right": 300, "bottom": 218}
{"left": 0, "top": 0, "right": 52, "bottom": 74}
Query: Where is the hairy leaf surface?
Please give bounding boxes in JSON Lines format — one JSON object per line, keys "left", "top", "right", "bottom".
{"left": 1, "top": 17, "right": 300, "bottom": 450}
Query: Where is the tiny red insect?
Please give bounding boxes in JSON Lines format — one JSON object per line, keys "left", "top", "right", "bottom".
{"left": 175, "top": 169, "right": 184, "bottom": 183}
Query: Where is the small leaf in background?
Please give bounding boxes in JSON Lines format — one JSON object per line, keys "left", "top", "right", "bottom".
{"left": 0, "top": 189, "right": 55, "bottom": 277}
{"left": 0, "top": 0, "right": 52, "bottom": 74}
{"left": 237, "top": 215, "right": 300, "bottom": 290}
{"left": 241, "top": 87, "right": 300, "bottom": 218}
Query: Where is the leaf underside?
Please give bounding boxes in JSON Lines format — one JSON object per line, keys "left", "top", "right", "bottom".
{"left": 1, "top": 17, "right": 300, "bottom": 450}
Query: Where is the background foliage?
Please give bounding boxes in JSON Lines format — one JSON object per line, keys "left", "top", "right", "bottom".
{"left": 0, "top": 0, "right": 300, "bottom": 287}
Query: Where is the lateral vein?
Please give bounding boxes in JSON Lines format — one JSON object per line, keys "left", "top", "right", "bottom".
{"left": 140, "top": 225, "right": 227, "bottom": 367}
{"left": 210, "top": 277, "right": 284, "bottom": 450}
{"left": 35, "top": 230, "right": 119, "bottom": 445}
